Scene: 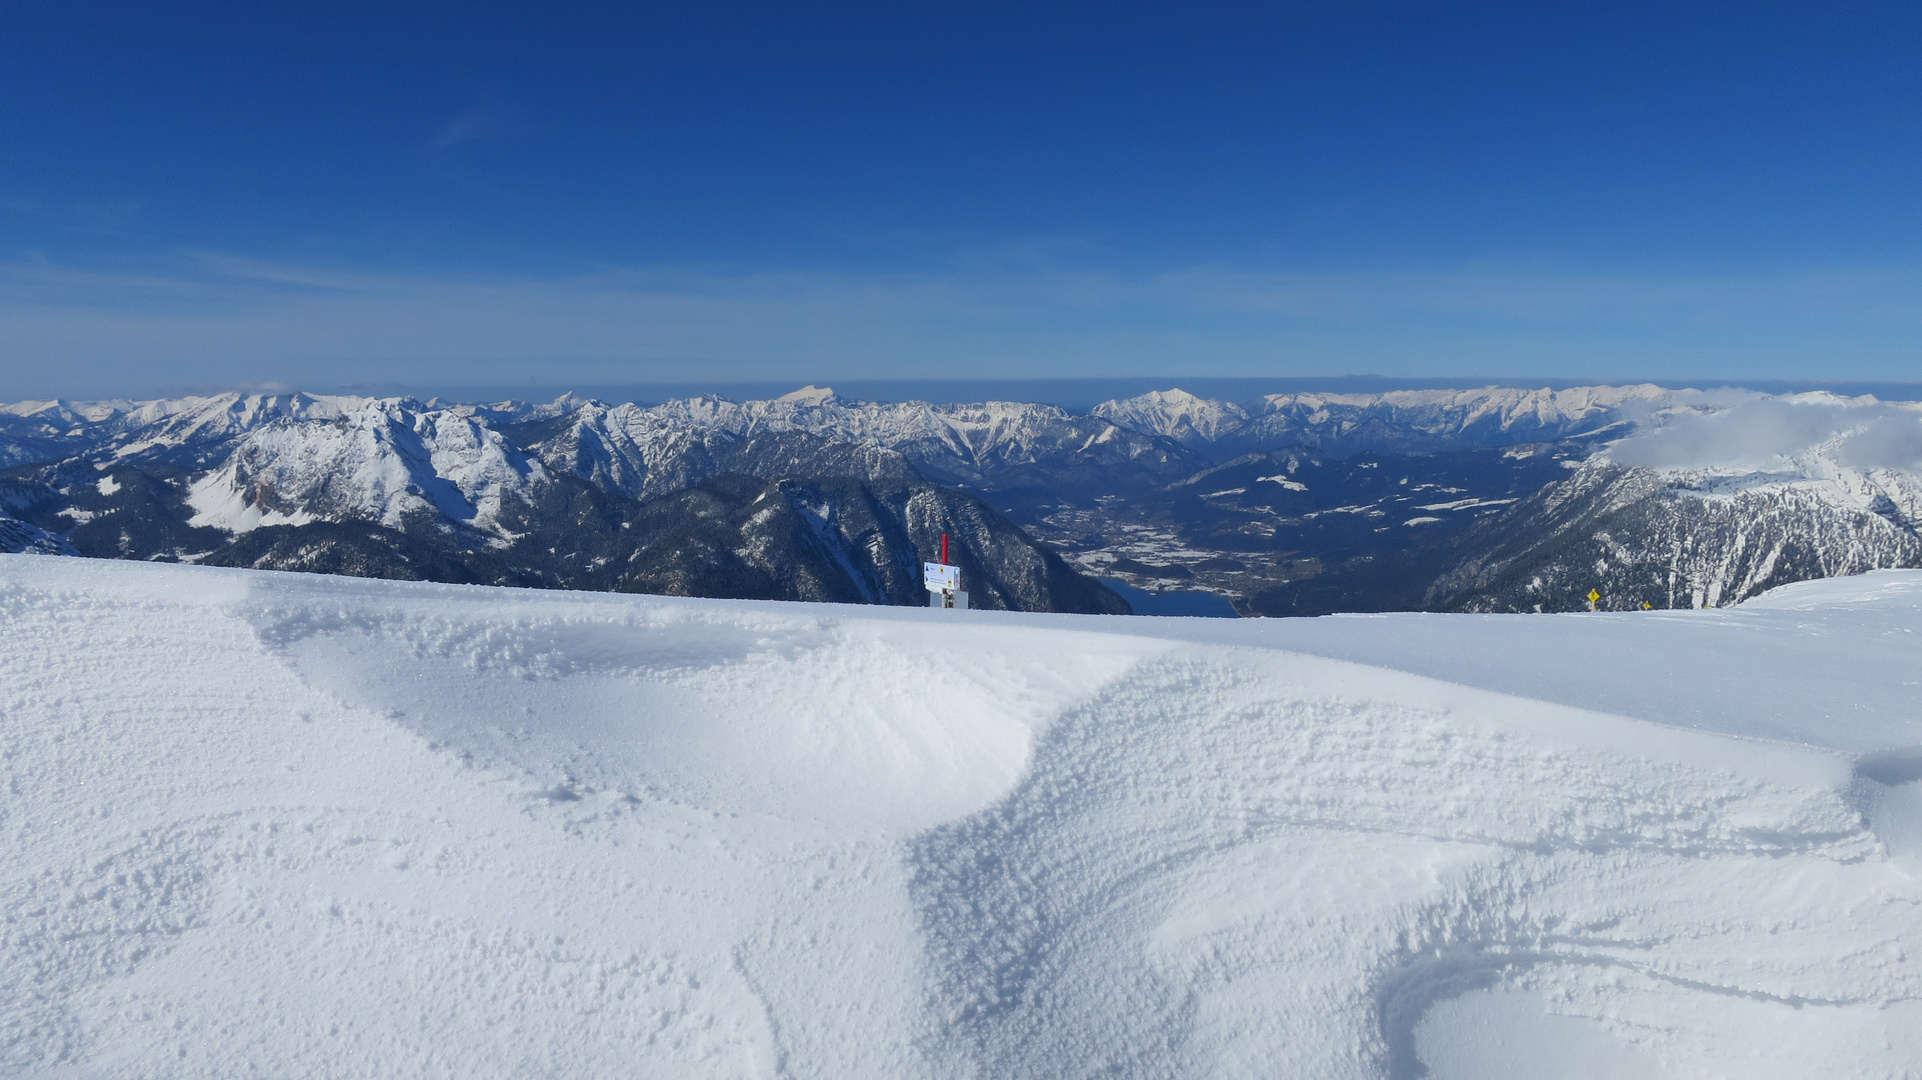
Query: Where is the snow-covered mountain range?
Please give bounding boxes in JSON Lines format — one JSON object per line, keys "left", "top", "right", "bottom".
{"left": 1091, "top": 383, "right": 1704, "bottom": 457}
{"left": 0, "top": 381, "right": 1716, "bottom": 496}
{"left": 2, "top": 383, "right": 1917, "bottom": 613}
{"left": 0, "top": 392, "right": 1127, "bottom": 613}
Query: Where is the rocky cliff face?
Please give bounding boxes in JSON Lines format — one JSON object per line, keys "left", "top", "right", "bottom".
{"left": 646, "top": 387, "right": 1205, "bottom": 495}
{"left": 507, "top": 400, "right": 921, "bottom": 502}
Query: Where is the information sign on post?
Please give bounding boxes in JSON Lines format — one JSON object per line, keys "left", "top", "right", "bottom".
{"left": 927, "top": 533, "right": 967, "bottom": 609}
{"left": 924, "top": 562, "right": 959, "bottom": 593}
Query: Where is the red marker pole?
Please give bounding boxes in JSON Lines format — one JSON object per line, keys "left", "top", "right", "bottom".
{"left": 941, "top": 533, "right": 949, "bottom": 566}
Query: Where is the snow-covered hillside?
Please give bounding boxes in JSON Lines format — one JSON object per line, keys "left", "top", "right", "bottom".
{"left": 4, "top": 555, "right": 1919, "bottom": 1078}
{"left": 186, "top": 401, "right": 547, "bottom": 537}
{"left": 1434, "top": 395, "right": 1922, "bottom": 612}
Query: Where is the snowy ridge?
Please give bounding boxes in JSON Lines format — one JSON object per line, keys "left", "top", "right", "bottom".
{"left": 1431, "top": 395, "right": 1922, "bottom": 611}
{"left": 0, "top": 400, "right": 124, "bottom": 468}
{"left": 109, "top": 392, "right": 375, "bottom": 460}
{"left": 185, "top": 401, "right": 546, "bottom": 538}
{"left": 525, "top": 400, "right": 705, "bottom": 500}
{"left": 0, "top": 383, "right": 1828, "bottom": 492}
{"left": 639, "top": 383, "right": 1726, "bottom": 468}
{"left": 520, "top": 399, "right": 916, "bottom": 502}
{"left": 0, "top": 399, "right": 126, "bottom": 425}
{"left": 1090, "top": 384, "right": 1718, "bottom": 457}
{"left": 0, "top": 383, "right": 1881, "bottom": 474}
{"left": 646, "top": 389, "right": 1192, "bottom": 488}
{"left": 1088, "top": 388, "right": 1252, "bottom": 447}
{"left": 4, "top": 555, "right": 1919, "bottom": 1077}
{"left": 1236, "top": 383, "right": 1711, "bottom": 456}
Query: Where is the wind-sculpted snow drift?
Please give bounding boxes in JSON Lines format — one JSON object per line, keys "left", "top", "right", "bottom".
{"left": 4, "top": 555, "right": 1920, "bottom": 1078}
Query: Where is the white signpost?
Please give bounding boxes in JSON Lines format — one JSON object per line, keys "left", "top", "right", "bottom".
{"left": 925, "top": 534, "right": 968, "bottom": 610}
{"left": 923, "top": 562, "right": 959, "bottom": 593}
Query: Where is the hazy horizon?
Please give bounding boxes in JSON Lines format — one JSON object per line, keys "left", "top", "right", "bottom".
{"left": 12, "top": 375, "right": 1922, "bottom": 412}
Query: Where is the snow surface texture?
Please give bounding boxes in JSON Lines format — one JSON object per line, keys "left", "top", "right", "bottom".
{"left": 4, "top": 555, "right": 1921, "bottom": 1079}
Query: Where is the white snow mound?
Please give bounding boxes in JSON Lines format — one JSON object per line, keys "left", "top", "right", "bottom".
{"left": 3, "top": 556, "right": 1920, "bottom": 1079}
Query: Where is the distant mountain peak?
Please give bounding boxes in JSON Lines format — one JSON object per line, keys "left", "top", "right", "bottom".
{"left": 1090, "top": 389, "right": 1251, "bottom": 448}
{"left": 776, "top": 385, "right": 838, "bottom": 406}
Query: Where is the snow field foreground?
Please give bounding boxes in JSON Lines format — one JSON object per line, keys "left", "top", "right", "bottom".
{"left": 2, "top": 557, "right": 1920, "bottom": 1079}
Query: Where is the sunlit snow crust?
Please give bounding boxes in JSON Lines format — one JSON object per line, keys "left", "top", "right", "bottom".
{"left": 3, "top": 556, "right": 1920, "bottom": 1078}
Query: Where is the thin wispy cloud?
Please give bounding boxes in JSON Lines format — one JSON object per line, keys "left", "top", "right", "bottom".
{"left": 5, "top": 252, "right": 1922, "bottom": 399}
{"left": 184, "top": 252, "right": 376, "bottom": 292}
{"left": 1610, "top": 397, "right": 1922, "bottom": 471}
{"left": 2, "top": 196, "right": 148, "bottom": 234}
{"left": 428, "top": 108, "right": 533, "bottom": 151}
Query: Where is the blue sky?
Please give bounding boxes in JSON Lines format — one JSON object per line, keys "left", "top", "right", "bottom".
{"left": 4, "top": 1, "right": 1921, "bottom": 398}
